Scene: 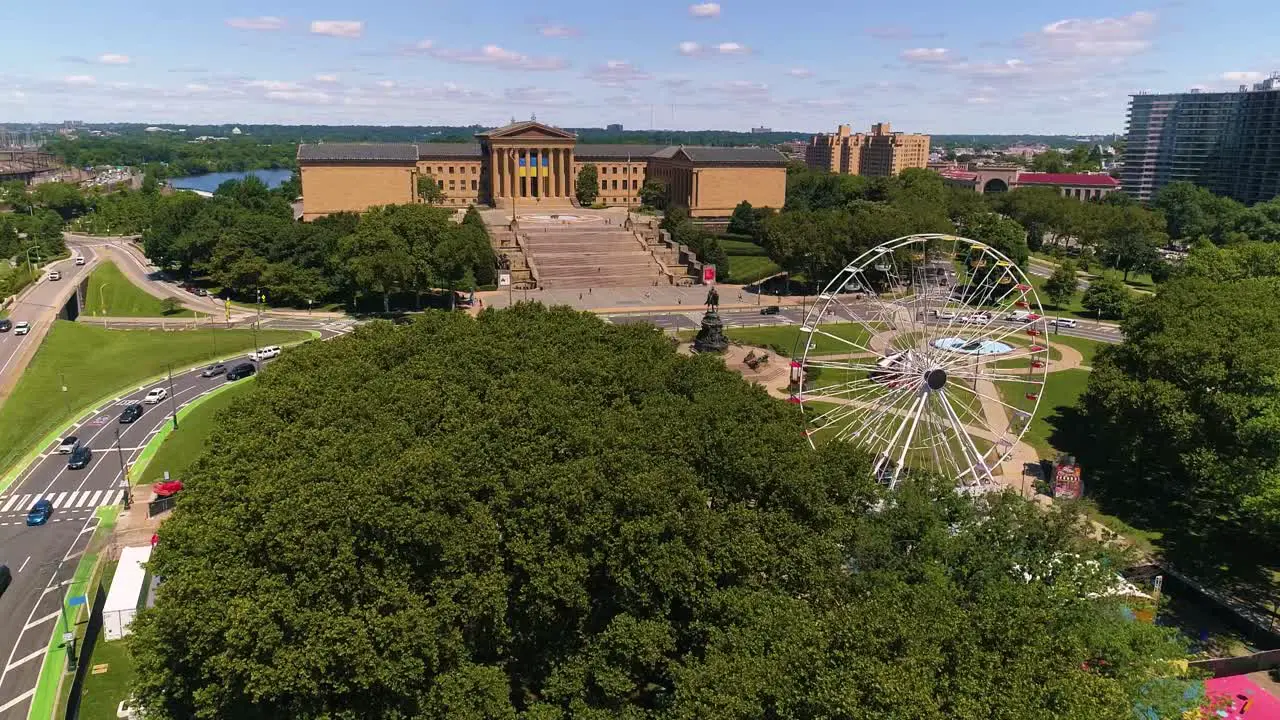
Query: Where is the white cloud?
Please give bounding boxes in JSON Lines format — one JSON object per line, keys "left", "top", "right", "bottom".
{"left": 185, "top": 83, "right": 210, "bottom": 92}
{"left": 265, "top": 89, "right": 332, "bottom": 104}
{"left": 718, "top": 79, "right": 768, "bottom": 95}
{"left": 63, "top": 75, "right": 96, "bottom": 87}
{"left": 310, "top": 20, "right": 363, "bottom": 38}
{"left": 422, "top": 43, "right": 567, "bottom": 71}
{"left": 1023, "top": 11, "right": 1157, "bottom": 57}
{"left": 376, "top": 80, "right": 396, "bottom": 88}
{"left": 538, "top": 23, "right": 580, "bottom": 38}
{"left": 952, "top": 58, "right": 1028, "bottom": 77}
{"left": 98, "top": 53, "right": 131, "bottom": 65}
{"left": 715, "top": 42, "right": 749, "bottom": 55}
{"left": 504, "top": 86, "right": 575, "bottom": 106}
{"left": 689, "top": 2, "right": 721, "bottom": 18}
{"left": 584, "top": 60, "right": 650, "bottom": 87}
{"left": 787, "top": 68, "right": 814, "bottom": 78}
{"left": 314, "top": 74, "right": 340, "bottom": 83}
{"left": 246, "top": 80, "right": 301, "bottom": 91}
{"left": 226, "top": 16, "right": 286, "bottom": 31}
{"left": 900, "top": 47, "right": 951, "bottom": 63}
{"left": 678, "top": 41, "right": 701, "bottom": 56}
{"left": 1222, "top": 71, "right": 1263, "bottom": 83}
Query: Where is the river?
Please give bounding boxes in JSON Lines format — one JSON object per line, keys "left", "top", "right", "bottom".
{"left": 167, "top": 169, "right": 294, "bottom": 194}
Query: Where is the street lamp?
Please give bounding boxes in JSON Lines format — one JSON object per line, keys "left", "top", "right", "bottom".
{"left": 114, "top": 427, "right": 132, "bottom": 509}
{"left": 24, "top": 245, "right": 40, "bottom": 275}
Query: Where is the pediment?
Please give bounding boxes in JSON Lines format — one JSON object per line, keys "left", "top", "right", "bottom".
{"left": 478, "top": 121, "right": 577, "bottom": 141}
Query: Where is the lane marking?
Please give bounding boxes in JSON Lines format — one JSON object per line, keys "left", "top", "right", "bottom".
{"left": 4, "top": 648, "right": 45, "bottom": 672}
{"left": 0, "top": 688, "right": 35, "bottom": 713}
{"left": 0, "top": 494, "right": 21, "bottom": 512}
{"left": 50, "top": 492, "right": 68, "bottom": 509}
{"left": 110, "top": 490, "right": 124, "bottom": 505}
{"left": 75, "top": 492, "right": 91, "bottom": 508}
{"left": 86, "top": 491, "right": 102, "bottom": 507}
{"left": 20, "top": 612, "right": 58, "bottom": 632}
{"left": 17, "top": 556, "right": 29, "bottom": 573}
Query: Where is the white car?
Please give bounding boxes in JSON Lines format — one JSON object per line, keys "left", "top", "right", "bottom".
{"left": 143, "top": 387, "right": 168, "bottom": 404}
{"left": 13, "top": 321, "right": 30, "bottom": 336}
{"left": 1049, "top": 318, "right": 1079, "bottom": 329}
{"left": 48, "top": 271, "right": 61, "bottom": 281}
{"left": 75, "top": 256, "right": 86, "bottom": 266}
{"left": 56, "top": 436, "right": 79, "bottom": 454}
{"left": 249, "top": 346, "right": 281, "bottom": 361}
{"left": 930, "top": 309, "right": 957, "bottom": 319}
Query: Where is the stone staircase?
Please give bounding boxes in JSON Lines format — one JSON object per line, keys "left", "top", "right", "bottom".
{"left": 522, "top": 226, "right": 665, "bottom": 289}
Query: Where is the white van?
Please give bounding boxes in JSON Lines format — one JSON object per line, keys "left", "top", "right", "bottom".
{"left": 249, "top": 346, "right": 281, "bottom": 361}
{"left": 1005, "top": 310, "right": 1033, "bottom": 322}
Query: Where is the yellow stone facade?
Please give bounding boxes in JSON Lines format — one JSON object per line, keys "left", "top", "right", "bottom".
{"left": 297, "top": 121, "right": 787, "bottom": 221}
{"left": 804, "top": 122, "right": 930, "bottom": 177}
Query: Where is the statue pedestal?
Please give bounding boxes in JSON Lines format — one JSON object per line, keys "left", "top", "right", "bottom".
{"left": 692, "top": 310, "right": 729, "bottom": 354}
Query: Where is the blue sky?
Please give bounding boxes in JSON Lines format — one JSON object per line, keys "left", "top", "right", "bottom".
{"left": 1, "top": 0, "right": 1277, "bottom": 133}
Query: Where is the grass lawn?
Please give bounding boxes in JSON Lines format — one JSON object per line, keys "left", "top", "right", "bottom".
{"left": 1048, "top": 333, "right": 1107, "bottom": 366}
{"left": 726, "top": 322, "right": 874, "bottom": 357}
{"left": 995, "top": 367, "right": 1091, "bottom": 457}
{"left": 719, "top": 236, "right": 782, "bottom": 285}
{"left": 139, "top": 380, "right": 256, "bottom": 485}
{"left": 83, "top": 261, "right": 199, "bottom": 318}
{"left": 73, "top": 561, "right": 136, "bottom": 720}
{"left": 0, "top": 321, "right": 311, "bottom": 476}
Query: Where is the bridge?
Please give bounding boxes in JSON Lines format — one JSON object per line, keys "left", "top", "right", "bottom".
{"left": 0, "top": 150, "right": 59, "bottom": 184}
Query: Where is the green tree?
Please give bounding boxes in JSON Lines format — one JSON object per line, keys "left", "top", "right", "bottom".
{"left": 159, "top": 296, "right": 182, "bottom": 315}
{"left": 575, "top": 164, "right": 599, "bottom": 206}
{"left": 1029, "top": 149, "right": 1068, "bottom": 173}
{"left": 964, "top": 212, "right": 1029, "bottom": 267}
{"left": 128, "top": 307, "right": 1195, "bottom": 720}
{"left": 639, "top": 178, "right": 666, "bottom": 209}
{"left": 141, "top": 170, "right": 160, "bottom": 195}
{"left": 727, "top": 201, "right": 755, "bottom": 235}
{"left": 31, "top": 181, "right": 88, "bottom": 220}
{"left": 338, "top": 218, "right": 412, "bottom": 313}
{"left": 1043, "top": 260, "right": 1079, "bottom": 308}
{"left": 1080, "top": 275, "right": 1132, "bottom": 320}
{"left": 1077, "top": 276, "right": 1280, "bottom": 581}
{"left": 1153, "top": 181, "right": 1244, "bottom": 243}
{"left": 417, "top": 175, "right": 444, "bottom": 204}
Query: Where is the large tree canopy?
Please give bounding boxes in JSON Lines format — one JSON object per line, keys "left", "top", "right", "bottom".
{"left": 131, "top": 306, "right": 1191, "bottom": 720}
{"left": 1077, "top": 277, "right": 1280, "bottom": 579}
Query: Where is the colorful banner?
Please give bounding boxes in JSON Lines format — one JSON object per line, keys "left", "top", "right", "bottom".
{"left": 702, "top": 265, "right": 716, "bottom": 285}
{"left": 1053, "top": 462, "right": 1082, "bottom": 499}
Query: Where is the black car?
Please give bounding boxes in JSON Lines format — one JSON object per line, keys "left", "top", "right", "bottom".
{"left": 760, "top": 305, "right": 781, "bottom": 315}
{"left": 0, "top": 319, "right": 10, "bottom": 332}
{"left": 67, "top": 444, "right": 92, "bottom": 470}
{"left": 226, "top": 362, "right": 256, "bottom": 381}
{"left": 200, "top": 363, "right": 226, "bottom": 378}
{"left": 0, "top": 564, "right": 11, "bottom": 596}
{"left": 119, "top": 403, "right": 144, "bottom": 424}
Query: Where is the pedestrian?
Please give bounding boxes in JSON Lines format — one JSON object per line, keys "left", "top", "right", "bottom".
{"left": 588, "top": 287, "right": 592, "bottom": 295}
{"left": 579, "top": 292, "right": 583, "bottom": 300}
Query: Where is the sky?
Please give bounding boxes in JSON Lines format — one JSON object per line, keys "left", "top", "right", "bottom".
{"left": 2, "top": 0, "right": 1278, "bottom": 134}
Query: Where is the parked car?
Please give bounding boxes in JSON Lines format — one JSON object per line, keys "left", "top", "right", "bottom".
{"left": 200, "top": 363, "right": 226, "bottom": 378}
{"left": 226, "top": 362, "right": 256, "bottom": 381}
{"left": 760, "top": 305, "right": 781, "bottom": 315}
{"left": 153, "top": 480, "right": 184, "bottom": 498}
{"left": 143, "top": 387, "right": 168, "bottom": 404}
{"left": 1049, "top": 318, "right": 1079, "bottom": 329}
{"left": 26, "top": 498, "right": 53, "bottom": 526}
{"left": 249, "top": 345, "right": 281, "bottom": 361}
{"left": 930, "top": 309, "right": 957, "bottom": 319}
{"left": 48, "top": 270, "right": 61, "bottom": 281}
{"left": 119, "top": 403, "right": 144, "bottom": 424}
{"left": 56, "top": 436, "right": 79, "bottom": 454}
{"left": 0, "top": 319, "right": 10, "bottom": 332}
{"left": 67, "top": 444, "right": 93, "bottom": 470}
{"left": 75, "top": 255, "right": 86, "bottom": 266}
{"left": 14, "top": 321, "right": 30, "bottom": 336}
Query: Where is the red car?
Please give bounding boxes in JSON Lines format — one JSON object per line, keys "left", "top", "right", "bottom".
{"left": 152, "top": 480, "right": 184, "bottom": 498}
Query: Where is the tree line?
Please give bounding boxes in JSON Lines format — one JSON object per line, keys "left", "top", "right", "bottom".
{"left": 129, "top": 306, "right": 1195, "bottom": 720}
{"left": 46, "top": 135, "right": 297, "bottom": 178}
{"left": 137, "top": 176, "right": 494, "bottom": 311}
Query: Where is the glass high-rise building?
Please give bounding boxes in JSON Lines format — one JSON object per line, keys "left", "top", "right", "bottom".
{"left": 1122, "top": 74, "right": 1280, "bottom": 205}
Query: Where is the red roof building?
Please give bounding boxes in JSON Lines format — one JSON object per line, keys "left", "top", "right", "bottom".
{"left": 933, "top": 163, "right": 1121, "bottom": 201}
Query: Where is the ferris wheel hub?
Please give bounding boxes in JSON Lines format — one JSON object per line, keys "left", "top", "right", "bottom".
{"left": 925, "top": 368, "right": 947, "bottom": 391}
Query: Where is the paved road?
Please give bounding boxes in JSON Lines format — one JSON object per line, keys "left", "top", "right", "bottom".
{"left": 0, "top": 327, "right": 347, "bottom": 720}
{"left": 0, "top": 248, "right": 99, "bottom": 398}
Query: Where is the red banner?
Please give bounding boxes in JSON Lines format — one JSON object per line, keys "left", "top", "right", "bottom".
{"left": 703, "top": 265, "right": 716, "bottom": 285}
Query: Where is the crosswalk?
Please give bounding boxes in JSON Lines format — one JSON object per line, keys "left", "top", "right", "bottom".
{"left": 0, "top": 489, "right": 126, "bottom": 514}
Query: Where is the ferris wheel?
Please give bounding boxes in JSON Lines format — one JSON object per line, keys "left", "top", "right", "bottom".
{"left": 791, "top": 234, "right": 1049, "bottom": 492}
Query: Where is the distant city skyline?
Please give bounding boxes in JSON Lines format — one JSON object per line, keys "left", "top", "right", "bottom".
{"left": 1, "top": 0, "right": 1277, "bottom": 133}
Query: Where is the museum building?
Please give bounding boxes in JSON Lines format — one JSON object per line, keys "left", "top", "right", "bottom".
{"left": 296, "top": 120, "right": 788, "bottom": 221}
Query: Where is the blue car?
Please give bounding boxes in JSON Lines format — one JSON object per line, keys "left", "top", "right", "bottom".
{"left": 26, "top": 499, "right": 52, "bottom": 526}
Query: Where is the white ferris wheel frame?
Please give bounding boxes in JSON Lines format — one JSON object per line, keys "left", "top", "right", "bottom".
{"left": 793, "top": 233, "right": 1049, "bottom": 493}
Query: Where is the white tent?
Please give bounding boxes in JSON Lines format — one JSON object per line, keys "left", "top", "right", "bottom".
{"left": 102, "top": 545, "right": 152, "bottom": 641}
